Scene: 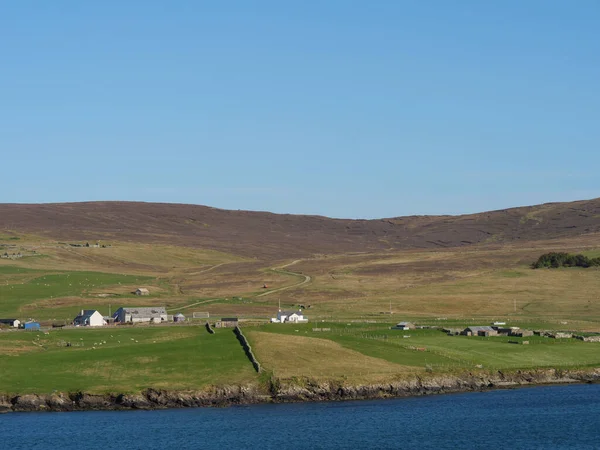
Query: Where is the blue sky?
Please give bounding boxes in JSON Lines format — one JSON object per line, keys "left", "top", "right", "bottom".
{"left": 1, "top": 1, "right": 599, "bottom": 218}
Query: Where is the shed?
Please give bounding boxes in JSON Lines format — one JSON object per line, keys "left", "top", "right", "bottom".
{"left": 135, "top": 288, "right": 150, "bottom": 296}
{"left": 391, "top": 321, "right": 415, "bottom": 330}
{"left": 215, "top": 318, "right": 239, "bottom": 328}
{"left": 23, "top": 321, "right": 40, "bottom": 330}
{"left": 463, "top": 326, "right": 498, "bottom": 337}
{"left": 174, "top": 313, "right": 186, "bottom": 323}
{"left": 0, "top": 319, "right": 20, "bottom": 328}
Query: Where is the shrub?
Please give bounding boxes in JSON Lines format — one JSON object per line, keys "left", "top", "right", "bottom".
{"left": 531, "top": 252, "right": 600, "bottom": 269}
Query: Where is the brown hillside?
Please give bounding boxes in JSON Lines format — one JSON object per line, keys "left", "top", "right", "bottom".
{"left": 1, "top": 199, "right": 600, "bottom": 259}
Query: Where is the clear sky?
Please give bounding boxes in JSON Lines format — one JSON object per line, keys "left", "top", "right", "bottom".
{"left": 2, "top": 1, "right": 599, "bottom": 218}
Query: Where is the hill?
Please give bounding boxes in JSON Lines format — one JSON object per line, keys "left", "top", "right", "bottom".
{"left": 1, "top": 199, "right": 600, "bottom": 259}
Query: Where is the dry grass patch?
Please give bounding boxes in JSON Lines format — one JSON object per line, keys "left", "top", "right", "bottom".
{"left": 132, "top": 356, "right": 159, "bottom": 364}
{"left": 248, "top": 331, "right": 416, "bottom": 382}
{"left": 0, "top": 342, "right": 38, "bottom": 356}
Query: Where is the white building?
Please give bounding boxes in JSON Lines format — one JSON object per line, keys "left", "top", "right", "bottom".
{"left": 0, "top": 319, "right": 20, "bottom": 328}
{"left": 73, "top": 310, "right": 106, "bottom": 327}
{"left": 113, "top": 306, "right": 167, "bottom": 324}
{"left": 271, "top": 309, "right": 308, "bottom": 324}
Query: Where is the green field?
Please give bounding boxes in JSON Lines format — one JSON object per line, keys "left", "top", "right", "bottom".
{"left": 249, "top": 322, "right": 600, "bottom": 377}
{"left": 0, "top": 325, "right": 257, "bottom": 394}
{"left": 1, "top": 320, "right": 599, "bottom": 395}
{"left": 1, "top": 233, "right": 600, "bottom": 395}
{"left": 0, "top": 267, "right": 152, "bottom": 320}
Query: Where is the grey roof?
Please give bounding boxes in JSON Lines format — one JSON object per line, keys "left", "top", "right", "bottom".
{"left": 117, "top": 307, "right": 166, "bottom": 318}
{"left": 396, "top": 322, "right": 413, "bottom": 326}
{"left": 466, "top": 326, "right": 495, "bottom": 332}
{"left": 220, "top": 317, "right": 239, "bottom": 322}
{"left": 174, "top": 313, "right": 185, "bottom": 317}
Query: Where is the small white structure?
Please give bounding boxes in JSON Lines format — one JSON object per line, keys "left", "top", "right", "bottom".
{"left": 0, "top": 319, "right": 21, "bottom": 328}
{"left": 173, "top": 313, "right": 186, "bottom": 323}
{"left": 73, "top": 310, "right": 106, "bottom": 327}
{"left": 113, "top": 307, "right": 167, "bottom": 324}
{"left": 271, "top": 309, "right": 308, "bottom": 324}
{"left": 135, "top": 288, "right": 150, "bottom": 296}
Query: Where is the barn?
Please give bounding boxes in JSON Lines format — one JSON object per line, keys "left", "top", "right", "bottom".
{"left": 113, "top": 307, "right": 167, "bottom": 324}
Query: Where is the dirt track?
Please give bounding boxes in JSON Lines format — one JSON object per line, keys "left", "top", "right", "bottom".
{"left": 256, "top": 260, "right": 312, "bottom": 297}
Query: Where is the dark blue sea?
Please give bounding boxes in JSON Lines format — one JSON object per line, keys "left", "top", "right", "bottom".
{"left": 1, "top": 384, "right": 599, "bottom": 449}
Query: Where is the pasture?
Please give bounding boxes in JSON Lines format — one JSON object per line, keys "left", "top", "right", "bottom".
{"left": 248, "top": 322, "right": 600, "bottom": 382}
{"left": 0, "top": 325, "right": 256, "bottom": 394}
{"left": 1, "top": 232, "right": 600, "bottom": 395}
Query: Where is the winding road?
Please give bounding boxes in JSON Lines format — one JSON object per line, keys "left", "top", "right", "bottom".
{"left": 256, "top": 259, "right": 311, "bottom": 297}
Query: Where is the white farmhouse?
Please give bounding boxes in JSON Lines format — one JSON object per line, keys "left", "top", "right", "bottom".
{"left": 73, "top": 310, "right": 106, "bottom": 327}
{"left": 271, "top": 309, "right": 308, "bottom": 324}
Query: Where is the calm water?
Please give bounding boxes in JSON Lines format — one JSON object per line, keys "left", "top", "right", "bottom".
{"left": 1, "top": 384, "right": 599, "bottom": 449}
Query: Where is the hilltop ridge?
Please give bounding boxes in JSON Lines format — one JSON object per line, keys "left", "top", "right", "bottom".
{"left": 1, "top": 198, "right": 600, "bottom": 258}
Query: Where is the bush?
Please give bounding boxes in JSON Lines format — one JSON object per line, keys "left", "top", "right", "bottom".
{"left": 531, "top": 252, "right": 600, "bottom": 269}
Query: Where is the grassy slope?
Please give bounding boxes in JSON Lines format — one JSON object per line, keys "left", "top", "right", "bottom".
{"left": 249, "top": 323, "right": 600, "bottom": 380}
{"left": 1, "top": 232, "right": 600, "bottom": 394}
{"left": 0, "top": 326, "right": 257, "bottom": 394}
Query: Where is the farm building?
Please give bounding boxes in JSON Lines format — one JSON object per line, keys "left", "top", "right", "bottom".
{"left": 391, "top": 321, "right": 415, "bottom": 330}
{"left": 73, "top": 310, "right": 106, "bottom": 327}
{"left": 23, "top": 321, "right": 40, "bottom": 330}
{"left": 173, "top": 313, "right": 186, "bottom": 323}
{"left": 271, "top": 310, "right": 308, "bottom": 324}
{"left": 0, "top": 319, "right": 21, "bottom": 328}
{"left": 113, "top": 307, "right": 167, "bottom": 324}
{"left": 134, "top": 288, "right": 150, "bottom": 296}
{"left": 511, "top": 329, "right": 534, "bottom": 337}
{"left": 215, "top": 318, "right": 239, "bottom": 328}
{"left": 462, "top": 326, "right": 498, "bottom": 337}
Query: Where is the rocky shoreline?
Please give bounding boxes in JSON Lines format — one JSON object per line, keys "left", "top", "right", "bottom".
{"left": 2, "top": 368, "right": 599, "bottom": 413}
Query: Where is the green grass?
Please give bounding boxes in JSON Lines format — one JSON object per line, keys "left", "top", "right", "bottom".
{"left": 252, "top": 322, "right": 600, "bottom": 373}
{"left": 0, "top": 266, "right": 43, "bottom": 275}
{"left": 0, "top": 326, "right": 257, "bottom": 394}
{"left": 0, "top": 269, "right": 152, "bottom": 318}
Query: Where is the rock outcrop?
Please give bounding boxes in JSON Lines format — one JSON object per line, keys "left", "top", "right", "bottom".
{"left": 1, "top": 368, "right": 599, "bottom": 413}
